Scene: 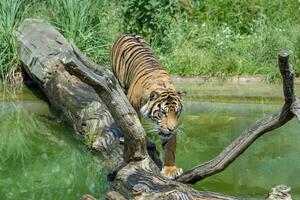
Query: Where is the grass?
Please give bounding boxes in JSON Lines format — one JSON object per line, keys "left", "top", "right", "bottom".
{"left": 0, "top": 0, "right": 29, "bottom": 81}
{"left": 160, "top": 0, "right": 300, "bottom": 78}
{"left": 0, "top": 0, "right": 300, "bottom": 82}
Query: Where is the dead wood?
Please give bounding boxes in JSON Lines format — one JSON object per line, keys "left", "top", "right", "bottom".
{"left": 176, "top": 51, "right": 300, "bottom": 184}
{"left": 16, "top": 19, "right": 298, "bottom": 199}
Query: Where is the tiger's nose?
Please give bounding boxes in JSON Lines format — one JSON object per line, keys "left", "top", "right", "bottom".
{"left": 168, "top": 127, "right": 175, "bottom": 132}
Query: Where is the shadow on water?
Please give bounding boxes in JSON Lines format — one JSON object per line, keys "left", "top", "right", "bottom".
{"left": 0, "top": 85, "right": 108, "bottom": 200}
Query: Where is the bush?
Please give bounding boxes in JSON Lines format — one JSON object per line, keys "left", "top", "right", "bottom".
{"left": 122, "top": 0, "right": 180, "bottom": 49}
{"left": 1, "top": 0, "right": 300, "bottom": 82}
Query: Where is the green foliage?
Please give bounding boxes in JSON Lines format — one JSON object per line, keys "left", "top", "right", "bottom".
{"left": 1, "top": 0, "right": 300, "bottom": 81}
{"left": 122, "top": 0, "right": 179, "bottom": 48}
{"left": 46, "top": 0, "right": 95, "bottom": 43}
{"left": 0, "top": 0, "right": 29, "bottom": 80}
{"left": 44, "top": 0, "right": 121, "bottom": 65}
{"left": 159, "top": 0, "right": 300, "bottom": 77}
{"left": 0, "top": 0, "right": 121, "bottom": 83}
{"left": 190, "top": 0, "right": 264, "bottom": 34}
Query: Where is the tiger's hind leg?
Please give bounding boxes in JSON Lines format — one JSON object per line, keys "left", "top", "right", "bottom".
{"left": 160, "top": 134, "right": 183, "bottom": 179}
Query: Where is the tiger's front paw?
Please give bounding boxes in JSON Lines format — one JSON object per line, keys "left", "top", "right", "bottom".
{"left": 161, "top": 166, "right": 183, "bottom": 180}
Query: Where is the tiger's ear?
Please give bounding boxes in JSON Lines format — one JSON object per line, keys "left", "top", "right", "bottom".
{"left": 178, "top": 91, "right": 187, "bottom": 97}
{"left": 149, "top": 91, "right": 159, "bottom": 101}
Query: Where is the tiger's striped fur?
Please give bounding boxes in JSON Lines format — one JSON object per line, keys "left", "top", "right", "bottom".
{"left": 110, "top": 34, "right": 185, "bottom": 179}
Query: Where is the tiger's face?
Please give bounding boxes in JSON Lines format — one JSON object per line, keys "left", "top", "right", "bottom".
{"left": 140, "top": 90, "right": 186, "bottom": 139}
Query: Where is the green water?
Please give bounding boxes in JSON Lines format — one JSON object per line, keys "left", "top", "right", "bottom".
{"left": 174, "top": 82, "right": 300, "bottom": 199}
{"left": 0, "top": 82, "right": 299, "bottom": 199}
{"left": 0, "top": 86, "right": 108, "bottom": 200}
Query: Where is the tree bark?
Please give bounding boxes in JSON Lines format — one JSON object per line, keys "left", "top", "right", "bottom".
{"left": 16, "top": 19, "right": 238, "bottom": 200}
{"left": 61, "top": 44, "right": 148, "bottom": 162}
{"left": 16, "top": 19, "right": 299, "bottom": 199}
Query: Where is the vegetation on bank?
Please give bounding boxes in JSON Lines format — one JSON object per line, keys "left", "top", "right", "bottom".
{"left": 1, "top": 0, "right": 300, "bottom": 82}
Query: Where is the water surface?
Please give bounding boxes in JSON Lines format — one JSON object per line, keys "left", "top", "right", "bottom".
{"left": 1, "top": 82, "right": 299, "bottom": 199}
{"left": 174, "top": 82, "right": 300, "bottom": 199}
{"left": 0, "top": 86, "right": 107, "bottom": 200}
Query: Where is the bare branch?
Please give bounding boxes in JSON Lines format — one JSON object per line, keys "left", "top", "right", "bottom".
{"left": 278, "top": 51, "right": 300, "bottom": 123}
{"left": 177, "top": 51, "right": 299, "bottom": 184}
{"left": 278, "top": 51, "right": 296, "bottom": 104}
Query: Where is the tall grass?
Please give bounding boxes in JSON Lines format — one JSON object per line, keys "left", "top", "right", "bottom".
{"left": 158, "top": 0, "right": 300, "bottom": 78}
{"left": 0, "top": 0, "right": 299, "bottom": 82}
{"left": 45, "top": 0, "right": 121, "bottom": 65}
{"left": 47, "top": 0, "right": 95, "bottom": 43}
{"left": 0, "top": 0, "right": 29, "bottom": 81}
{"left": 0, "top": 0, "right": 121, "bottom": 83}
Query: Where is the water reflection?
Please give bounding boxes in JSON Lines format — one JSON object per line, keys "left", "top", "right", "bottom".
{"left": 173, "top": 82, "right": 300, "bottom": 199}
{"left": 1, "top": 82, "right": 299, "bottom": 199}
{"left": 0, "top": 86, "right": 107, "bottom": 200}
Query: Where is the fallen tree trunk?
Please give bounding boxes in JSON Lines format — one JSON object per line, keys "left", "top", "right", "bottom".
{"left": 16, "top": 19, "right": 238, "bottom": 199}
{"left": 16, "top": 19, "right": 299, "bottom": 199}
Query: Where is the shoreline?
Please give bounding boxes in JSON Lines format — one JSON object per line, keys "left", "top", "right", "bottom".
{"left": 1, "top": 75, "right": 300, "bottom": 86}
{"left": 171, "top": 75, "right": 300, "bottom": 85}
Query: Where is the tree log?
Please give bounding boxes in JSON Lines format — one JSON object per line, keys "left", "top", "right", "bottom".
{"left": 16, "top": 19, "right": 299, "bottom": 199}
{"left": 16, "top": 19, "right": 238, "bottom": 200}
{"left": 266, "top": 185, "right": 292, "bottom": 200}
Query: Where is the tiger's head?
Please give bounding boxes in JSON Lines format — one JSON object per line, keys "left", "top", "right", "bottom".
{"left": 140, "top": 90, "right": 186, "bottom": 139}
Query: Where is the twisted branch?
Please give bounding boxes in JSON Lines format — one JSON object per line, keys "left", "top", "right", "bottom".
{"left": 177, "top": 51, "right": 300, "bottom": 184}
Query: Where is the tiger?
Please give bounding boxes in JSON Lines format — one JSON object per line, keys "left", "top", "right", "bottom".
{"left": 110, "top": 34, "right": 186, "bottom": 179}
